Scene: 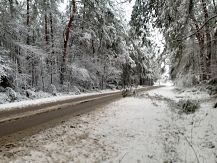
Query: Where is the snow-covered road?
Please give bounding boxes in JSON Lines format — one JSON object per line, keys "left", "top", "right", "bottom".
{"left": 0, "top": 86, "right": 217, "bottom": 163}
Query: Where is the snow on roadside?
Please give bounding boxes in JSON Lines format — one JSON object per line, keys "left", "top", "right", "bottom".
{"left": 0, "top": 88, "right": 168, "bottom": 163}
{"left": 0, "top": 86, "right": 216, "bottom": 163}
{"left": 144, "top": 87, "right": 217, "bottom": 162}
{"left": 0, "top": 89, "right": 120, "bottom": 111}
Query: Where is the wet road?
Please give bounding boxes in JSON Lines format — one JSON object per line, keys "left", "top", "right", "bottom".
{"left": 0, "top": 86, "right": 159, "bottom": 137}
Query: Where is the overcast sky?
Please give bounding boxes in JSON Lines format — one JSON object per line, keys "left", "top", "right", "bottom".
{"left": 119, "top": 0, "right": 136, "bottom": 22}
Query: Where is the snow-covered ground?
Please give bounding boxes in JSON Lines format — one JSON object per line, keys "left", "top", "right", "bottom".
{"left": 0, "top": 86, "right": 216, "bottom": 163}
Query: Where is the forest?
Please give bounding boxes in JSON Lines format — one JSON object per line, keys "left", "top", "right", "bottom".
{"left": 0, "top": 0, "right": 217, "bottom": 102}
{"left": 130, "top": 0, "right": 217, "bottom": 87}
{"left": 0, "top": 0, "right": 159, "bottom": 101}
{"left": 1, "top": 1, "right": 217, "bottom": 162}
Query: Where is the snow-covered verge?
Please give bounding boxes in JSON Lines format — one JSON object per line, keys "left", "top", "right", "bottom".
{"left": 139, "top": 86, "right": 217, "bottom": 162}
{"left": 0, "top": 91, "right": 52, "bottom": 105}
{"left": 0, "top": 89, "right": 120, "bottom": 111}
{"left": 0, "top": 86, "right": 216, "bottom": 163}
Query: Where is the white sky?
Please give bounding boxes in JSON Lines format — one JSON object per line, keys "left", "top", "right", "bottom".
{"left": 119, "top": 0, "right": 136, "bottom": 22}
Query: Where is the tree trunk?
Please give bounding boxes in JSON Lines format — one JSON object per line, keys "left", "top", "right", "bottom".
{"left": 60, "top": 0, "right": 76, "bottom": 85}
{"left": 50, "top": 13, "right": 54, "bottom": 84}
{"left": 15, "top": 47, "right": 22, "bottom": 74}
{"left": 44, "top": 0, "right": 49, "bottom": 46}
{"left": 213, "top": 28, "right": 217, "bottom": 77}
{"left": 26, "top": 0, "right": 30, "bottom": 45}
{"left": 213, "top": 0, "right": 217, "bottom": 14}
{"left": 32, "top": 30, "right": 36, "bottom": 44}
{"left": 50, "top": 13, "right": 54, "bottom": 54}
{"left": 81, "top": 0, "right": 86, "bottom": 30}
{"left": 9, "top": 0, "right": 15, "bottom": 19}
{"left": 196, "top": 34, "right": 207, "bottom": 81}
{"left": 201, "top": 0, "right": 212, "bottom": 79}
{"left": 44, "top": 14, "right": 49, "bottom": 46}
{"left": 190, "top": 14, "right": 207, "bottom": 81}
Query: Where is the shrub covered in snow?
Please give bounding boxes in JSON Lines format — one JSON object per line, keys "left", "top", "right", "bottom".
{"left": 0, "top": 86, "right": 5, "bottom": 92}
{"left": 206, "top": 83, "right": 217, "bottom": 95}
{"left": 0, "top": 50, "right": 11, "bottom": 80}
{"left": 72, "top": 86, "right": 81, "bottom": 95}
{"left": 122, "top": 88, "right": 135, "bottom": 97}
{"left": 6, "top": 87, "right": 17, "bottom": 102}
{"left": 70, "top": 65, "right": 93, "bottom": 89}
{"left": 26, "top": 89, "right": 36, "bottom": 99}
{"left": 48, "top": 84, "right": 57, "bottom": 96}
{"left": 122, "top": 89, "right": 129, "bottom": 97}
{"left": 177, "top": 99, "right": 200, "bottom": 114}
{"left": 208, "top": 77, "right": 217, "bottom": 85}
{"left": 175, "top": 74, "right": 199, "bottom": 88}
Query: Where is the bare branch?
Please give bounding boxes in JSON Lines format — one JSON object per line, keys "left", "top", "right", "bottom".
{"left": 178, "top": 14, "right": 217, "bottom": 41}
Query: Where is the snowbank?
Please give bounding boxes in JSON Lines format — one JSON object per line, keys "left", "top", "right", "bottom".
{"left": 0, "top": 89, "right": 120, "bottom": 111}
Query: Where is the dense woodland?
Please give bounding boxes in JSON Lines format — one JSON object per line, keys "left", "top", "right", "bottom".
{"left": 131, "top": 0, "right": 217, "bottom": 87}
{"left": 0, "top": 0, "right": 217, "bottom": 98}
{"left": 0, "top": 0, "right": 159, "bottom": 97}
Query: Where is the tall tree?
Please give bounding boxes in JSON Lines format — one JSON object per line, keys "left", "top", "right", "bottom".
{"left": 44, "top": 0, "right": 49, "bottom": 46}
{"left": 60, "top": 0, "right": 77, "bottom": 84}
{"left": 130, "top": 0, "right": 217, "bottom": 85}
{"left": 201, "top": 0, "right": 212, "bottom": 79}
{"left": 26, "top": 0, "right": 30, "bottom": 45}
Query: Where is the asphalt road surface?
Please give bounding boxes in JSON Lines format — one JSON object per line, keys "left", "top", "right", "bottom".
{"left": 0, "top": 86, "right": 159, "bottom": 137}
